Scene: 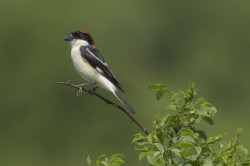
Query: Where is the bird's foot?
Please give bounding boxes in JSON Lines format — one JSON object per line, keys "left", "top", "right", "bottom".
{"left": 76, "top": 83, "right": 89, "bottom": 96}
{"left": 88, "top": 87, "right": 98, "bottom": 96}
{"left": 76, "top": 83, "right": 96, "bottom": 96}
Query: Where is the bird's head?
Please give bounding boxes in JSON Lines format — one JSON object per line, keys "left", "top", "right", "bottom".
{"left": 64, "top": 30, "right": 95, "bottom": 47}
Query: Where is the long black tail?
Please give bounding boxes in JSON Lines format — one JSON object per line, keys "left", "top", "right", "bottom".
{"left": 113, "top": 90, "right": 136, "bottom": 114}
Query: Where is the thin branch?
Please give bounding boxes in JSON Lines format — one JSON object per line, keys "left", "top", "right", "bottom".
{"left": 57, "top": 81, "right": 149, "bottom": 135}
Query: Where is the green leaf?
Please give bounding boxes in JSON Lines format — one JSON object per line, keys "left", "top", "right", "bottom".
{"left": 237, "top": 145, "right": 249, "bottom": 155}
{"left": 100, "top": 158, "right": 109, "bottom": 166}
{"left": 196, "top": 130, "right": 207, "bottom": 140}
{"left": 139, "top": 152, "right": 147, "bottom": 161}
{"left": 237, "top": 127, "right": 243, "bottom": 135}
{"left": 146, "top": 152, "right": 158, "bottom": 165}
{"left": 178, "top": 136, "right": 196, "bottom": 144}
{"left": 101, "top": 155, "right": 124, "bottom": 166}
{"left": 180, "top": 128, "right": 193, "bottom": 136}
{"left": 147, "top": 84, "right": 168, "bottom": 100}
{"left": 197, "top": 98, "right": 208, "bottom": 103}
{"left": 134, "top": 146, "right": 150, "bottom": 152}
{"left": 109, "top": 154, "right": 125, "bottom": 164}
{"left": 153, "top": 151, "right": 162, "bottom": 159}
{"left": 242, "top": 160, "right": 250, "bottom": 166}
{"left": 171, "top": 148, "right": 181, "bottom": 156}
{"left": 185, "top": 83, "right": 196, "bottom": 103}
{"left": 154, "top": 143, "right": 165, "bottom": 154}
{"left": 202, "top": 103, "right": 217, "bottom": 117}
{"left": 147, "top": 133, "right": 153, "bottom": 144}
{"left": 166, "top": 102, "right": 177, "bottom": 110}
{"left": 132, "top": 133, "right": 147, "bottom": 145}
{"left": 156, "top": 90, "right": 165, "bottom": 101}
{"left": 203, "top": 158, "right": 214, "bottom": 166}
{"left": 207, "top": 133, "right": 227, "bottom": 145}
{"left": 218, "top": 141, "right": 228, "bottom": 150}
{"left": 213, "top": 156, "right": 223, "bottom": 164}
{"left": 178, "top": 143, "right": 194, "bottom": 149}
{"left": 202, "top": 116, "right": 214, "bottom": 126}
{"left": 172, "top": 91, "right": 185, "bottom": 100}
{"left": 147, "top": 84, "right": 166, "bottom": 90}
{"left": 87, "top": 156, "right": 92, "bottom": 166}
{"left": 145, "top": 151, "right": 165, "bottom": 165}
{"left": 184, "top": 146, "right": 201, "bottom": 161}
{"left": 96, "top": 154, "right": 106, "bottom": 165}
{"left": 157, "top": 114, "right": 170, "bottom": 127}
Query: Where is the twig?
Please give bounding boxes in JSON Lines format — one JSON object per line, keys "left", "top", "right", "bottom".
{"left": 57, "top": 81, "right": 149, "bottom": 135}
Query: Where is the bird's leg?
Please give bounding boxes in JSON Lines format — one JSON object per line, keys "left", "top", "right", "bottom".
{"left": 88, "top": 86, "right": 99, "bottom": 96}
{"left": 76, "top": 83, "right": 96, "bottom": 96}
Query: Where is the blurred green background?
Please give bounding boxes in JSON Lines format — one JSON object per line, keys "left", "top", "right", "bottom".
{"left": 1, "top": 0, "right": 250, "bottom": 165}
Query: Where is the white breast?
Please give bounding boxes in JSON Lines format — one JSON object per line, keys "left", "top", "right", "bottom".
{"left": 71, "top": 46, "right": 97, "bottom": 83}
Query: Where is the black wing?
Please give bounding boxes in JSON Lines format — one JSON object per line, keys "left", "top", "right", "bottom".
{"left": 80, "top": 46, "right": 124, "bottom": 92}
{"left": 86, "top": 46, "right": 106, "bottom": 63}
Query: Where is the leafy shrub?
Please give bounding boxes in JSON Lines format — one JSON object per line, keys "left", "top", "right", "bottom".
{"left": 88, "top": 83, "right": 250, "bottom": 166}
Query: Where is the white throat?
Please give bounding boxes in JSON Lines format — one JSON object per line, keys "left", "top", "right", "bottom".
{"left": 69, "top": 39, "right": 89, "bottom": 48}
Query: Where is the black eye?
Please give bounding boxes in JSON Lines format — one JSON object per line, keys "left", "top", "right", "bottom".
{"left": 76, "top": 33, "right": 82, "bottom": 37}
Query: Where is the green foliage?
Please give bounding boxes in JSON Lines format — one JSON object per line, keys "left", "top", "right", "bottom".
{"left": 88, "top": 83, "right": 250, "bottom": 166}
{"left": 132, "top": 83, "right": 250, "bottom": 165}
{"left": 87, "top": 154, "right": 125, "bottom": 166}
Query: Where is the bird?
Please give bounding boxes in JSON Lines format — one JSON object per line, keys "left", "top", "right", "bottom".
{"left": 64, "top": 30, "right": 135, "bottom": 114}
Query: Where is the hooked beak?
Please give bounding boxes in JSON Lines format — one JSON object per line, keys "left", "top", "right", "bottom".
{"left": 64, "top": 36, "right": 73, "bottom": 41}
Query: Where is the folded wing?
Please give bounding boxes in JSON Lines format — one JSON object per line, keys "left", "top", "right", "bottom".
{"left": 80, "top": 46, "right": 124, "bottom": 92}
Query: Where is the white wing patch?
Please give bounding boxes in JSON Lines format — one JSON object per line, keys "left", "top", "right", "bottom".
{"left": 96, "top": 67, "right": 104, "bottom": 74}
{"left": 86, "top": 48, "right": 109, "bottom": 67}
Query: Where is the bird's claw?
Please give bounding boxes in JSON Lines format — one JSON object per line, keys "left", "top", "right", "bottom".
{"left": 88, "top": 87, "right": 98, "bottom": 96}
{"left": 77, "top": 87, "right": 83, "bottom": 96}
{"left": 76, "top": 84, "right": 85, "bottom": 96}
{"left": 76, "top": 83, "right": 97, "bottom": 96}
{"left": 88, "top": 89, "right": 96, "bottom": 96}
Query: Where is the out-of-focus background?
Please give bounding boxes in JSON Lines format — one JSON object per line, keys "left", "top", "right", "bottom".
{"left": 1, "top": 0, "right": 250, "bottom": 165}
